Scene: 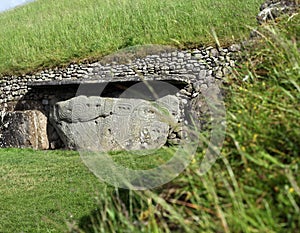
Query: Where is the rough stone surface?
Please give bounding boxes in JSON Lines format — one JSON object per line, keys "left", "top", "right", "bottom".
{"left": 50, "top": 95, "right": 180, "bottom": 151}
{"left": 257, "top": 0, "right": 299, "bottom": 24}
{"left": 0, "top": 110, "right": 49, "bottom": 149}
{"left": 0, "top": 46, "right": 238, "bottom": 113}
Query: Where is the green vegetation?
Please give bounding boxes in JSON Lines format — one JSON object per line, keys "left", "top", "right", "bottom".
{"left": 0, "top": 147, "right": 176, "bottom": 232}
{"left": 0, "top": 149, "right": 104, "bottom": 232}
{"left": 0, "top": 0, "right": 262, "bottom": 75}
{"left": 69, "top": 14, "right": 300, "bottom": 233}
{"left": 0, "top": 0, "right": 299, "bottom": 233}
{"left": 110, "top": 147, "right": 175, "bottom": 170}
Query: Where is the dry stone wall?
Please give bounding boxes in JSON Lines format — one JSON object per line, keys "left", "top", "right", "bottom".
{"left": 0, "top": 46, "right": 238, "bottom": 111}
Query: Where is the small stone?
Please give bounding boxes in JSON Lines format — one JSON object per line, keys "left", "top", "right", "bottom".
{"left": 210, "top": 48, "right": 219, "bottom": 57}
{"left": 178, "top": 52, "right": 185, "bottom": 58}
{"left": 228, "top": 44, "right": 241, "bottom": 52}
{"left": 216, "top": 71, "right": 223, "bottom": 79}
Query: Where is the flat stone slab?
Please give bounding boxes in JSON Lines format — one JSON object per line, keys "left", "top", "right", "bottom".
{"left": 50, "top": 95, "right": 180, "bottom": 151}
{"left": 27, "top": 76, "right": 190, "bottom": 87}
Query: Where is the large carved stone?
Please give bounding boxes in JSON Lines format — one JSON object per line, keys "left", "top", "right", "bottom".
{"left": 50, "top": 95, "right": 180, "bottom": 151}
{"left": 0, "top": 110, "right": 49, "bottom": 149}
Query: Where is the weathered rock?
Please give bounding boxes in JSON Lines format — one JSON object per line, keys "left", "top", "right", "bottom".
{"left": 257, "top": 0, "right": 299, "bottom": 24}
{"left": 0, "top": 110, "right": 49, "bottom": 149}
{"left": 50, "top": 95, "right": 180, "bottom": 151}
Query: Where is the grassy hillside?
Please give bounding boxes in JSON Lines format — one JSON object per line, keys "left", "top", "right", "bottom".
{"left": 0, "top": 0, "right": 262, "bottom": 75}
{"left": 0, "top": 0, "right": 299, "bottom": 232}
{"left": 0, "top": 13, "right": 299, "bottom": 232}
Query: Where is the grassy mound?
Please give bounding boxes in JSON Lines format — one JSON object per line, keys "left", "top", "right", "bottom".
{"left": 0, "top": 1, "right": 299, "bottom": 232}
{"left": 0, "top": 13, "right": 299, "bottom": 232}
{"left": 0, "top": 0, "right": 262, "bottom": 75}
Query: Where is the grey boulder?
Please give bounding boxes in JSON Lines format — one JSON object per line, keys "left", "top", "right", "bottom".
{"left": 0, "top": 110, "right": 49, "bottom": 150}
{"left": 50, "top": 95, "right": 180, "bottom": 152}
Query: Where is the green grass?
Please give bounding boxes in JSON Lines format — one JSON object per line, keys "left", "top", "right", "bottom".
{"left": 1, "top": 14, "right": 299, "bottom": 231}
{"left": 71, "top": 13, "right": 300, "bottom": 233}
{"left": 0, "top": 147, "right": 177, "bottom": 232}
{"left": 0, "top": 149, "right": 105, "bottom": 233}
{"left": 110, "top": 147, "right": 175, "bottom": 170}
{"left": 1, "top": 1, "right": 299, "bottom": 232}
{"left": 0, "top": 0, "right": 263, "bottom": 75}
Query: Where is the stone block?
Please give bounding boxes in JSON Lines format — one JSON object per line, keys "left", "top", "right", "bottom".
{"left": 0, "top": 110, "right": 49, "bottom": 149}
{"left": 50, "top": 95, "right": 180, "bottom": 152}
